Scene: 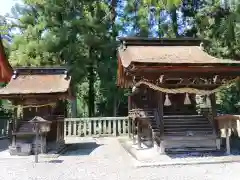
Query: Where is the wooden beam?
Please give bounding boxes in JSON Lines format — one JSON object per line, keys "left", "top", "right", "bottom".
{"left": 127, "top": 70, "right": 237, "bottom": 88}
{"left": 119, "top": 37, "right": 204, "bottom": 46}
{"left": 132, "top": 66, "right": 240, "bottom": 75}
{"left": 129, "top": 70, "right": 238, "bottom": 79}
{"left": 133, "top": 64, "right": 240, "bottom": 71}
{"left": 0, "top": 93, "right": 70, "bottom": 102}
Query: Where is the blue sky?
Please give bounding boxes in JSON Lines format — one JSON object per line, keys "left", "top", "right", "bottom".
{"left": 0, "top": 0, "right": 18, "bottom": 15}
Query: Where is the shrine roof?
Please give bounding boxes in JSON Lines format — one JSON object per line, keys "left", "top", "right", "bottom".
{"left": 118, "top": 37, "right": 240, "bottom": 68}
{"left": 0, "top": 67, "right": 71, "bottom": 96}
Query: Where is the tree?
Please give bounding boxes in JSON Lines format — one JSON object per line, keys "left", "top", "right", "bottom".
{"left": 2, "top": 0, "right": 239, "bottom": 116}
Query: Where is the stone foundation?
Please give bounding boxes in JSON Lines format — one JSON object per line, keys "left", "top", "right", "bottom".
{"left": 9, "top": 143, "right": 32, "bottom": 156}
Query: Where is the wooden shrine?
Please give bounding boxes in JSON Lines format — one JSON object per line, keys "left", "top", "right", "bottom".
{"left": 0, "top": 67, "right": 73, "bottom": 155}
{"left": 117, "top": 37, "right": 240, "bottom": 153}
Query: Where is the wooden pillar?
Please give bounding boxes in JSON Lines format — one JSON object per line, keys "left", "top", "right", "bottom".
{"left": 56, "top": 120, "right": 59, "bottom": 143}
{"left": 8, "top": 121, "right": 12, "bottom": 146}
{"left": 137, "top": 121, "right": 142, "bottom": 149}
{"left": 128, "top": 95, "right": 131, "bottom": 112}
{"left": 128, "top": 96, "right": 132, "bottom": 139}
{"left": 12, "top": 107, "right": 18, "bottom": 147}
{"left": 132, "top": 119, "right": 136, "bottom": 144}
{"left": 210, "top": 94, "right": 218, "bottom": 133}
{"left": 61, "top": 120, "right": 65, "bottom": 144}
{"left": 158, "top": 92, "right": 165, "bottom": 154}
{"left": 12, "top": 135, "right": 16, "bottom": 147}
{"left": 210, "top": 94, "right": 221, "bottom": 149}
{"left": 225, "top": 122, "right": 231, "bottom": 154}
{"left": 158, "top": 92, "right": 164, "bottom": 135}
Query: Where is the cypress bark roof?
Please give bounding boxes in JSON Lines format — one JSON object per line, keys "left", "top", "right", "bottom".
{"left": 118, "top": 37, "right": 240, "bottom": 68}
{"left": 0, "top": 67, "right": 70, "bottom": 95}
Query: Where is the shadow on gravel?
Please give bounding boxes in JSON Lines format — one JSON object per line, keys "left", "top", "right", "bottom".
{"left": 0, "top": 139, "right": 9, "bottom": 152}
{"left": 48, "top": 160, "right": 64, "bottom": 164}
{"left": 62, "top": 142, "right": 102, "bottom": 156}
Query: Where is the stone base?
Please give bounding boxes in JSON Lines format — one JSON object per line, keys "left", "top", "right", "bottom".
{"left": 119, "top": 137, "right": 240, "bottom": 167}
{"left": 216, "top": 139, "right": 221, "bottom": 150}
{"left": 142, "top": 140, "right": 153, "bottom": 148}
{"left": 158, "top": 141, "right": 166, "bottom": 154}
{"left": 9, "top": 144, "right": 32, "bottom": 156}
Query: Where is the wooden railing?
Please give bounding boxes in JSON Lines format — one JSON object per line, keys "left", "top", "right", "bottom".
{"left": 129, "top": 108, "right": 155, "bottom": 119}
{"left": 0, "top": 117, "right": 9, "bottom": 139}
{"left": 64, "top": 117, "right": 131, "bottom": 137}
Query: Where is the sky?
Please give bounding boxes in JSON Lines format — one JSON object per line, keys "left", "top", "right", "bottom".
{"left": 0, "top": 0, "right": 18, "bottom": 15}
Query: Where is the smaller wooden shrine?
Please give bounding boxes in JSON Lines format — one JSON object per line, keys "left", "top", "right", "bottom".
{"left": 117, "top": 37, "right": 240, "bottom": 153}
{"left": 0, "top": 67, "right": 73, "bottom": 155}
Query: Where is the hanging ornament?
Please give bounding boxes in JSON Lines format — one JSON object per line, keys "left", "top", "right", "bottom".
{"left": 206, "top": 95, "right": 211, "bottom": 108}
{"left": 164, "top": 94, "right": 171, "bottom": 106}
{"left": 184, "top": 93, "right": 191, "bottom": 105}
{"left": 132, "top": 86, "right": 136, "bottom": 93}
{"left": 29, "top": 107, "right": 32, "bottom": 111}
{"left": 36, "top": 107, "right": 38, "bottom": 112}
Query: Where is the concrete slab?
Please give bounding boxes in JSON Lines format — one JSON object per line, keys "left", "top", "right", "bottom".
{"left": 119, "top": 137, "right": 240, "bottom": 167}
{"left": 0, "top": 138, "right": 67, "bottom": 160}
{"left": 64, "top": 137, "right": 96, "bottom": 144}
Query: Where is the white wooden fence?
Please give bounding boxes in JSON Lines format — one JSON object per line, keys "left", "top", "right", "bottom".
{"left": 64, "top": 117, "right": 132, "bottom": 138}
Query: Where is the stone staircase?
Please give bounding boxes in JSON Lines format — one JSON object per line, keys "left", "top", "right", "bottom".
{"left": 163, "top": 115, "right": 218, "bottom": 152}
{"left": 149, "top": 110, "right": 161, "bottom": 138}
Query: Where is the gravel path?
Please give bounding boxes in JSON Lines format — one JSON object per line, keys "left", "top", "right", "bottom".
{"left": 0, "top": 137, "right": 239, "bottom": 180}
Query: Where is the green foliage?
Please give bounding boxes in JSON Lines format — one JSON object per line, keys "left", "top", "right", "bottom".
{"left": 0, "top": 0, "right": 239, "bottom": 116}
{"left": 196, "top": 1, "right": 240, "bottom": 113}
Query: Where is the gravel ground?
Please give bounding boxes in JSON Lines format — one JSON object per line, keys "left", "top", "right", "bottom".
{"left": 0, "top": 137, "right": 239, "bottom": 180}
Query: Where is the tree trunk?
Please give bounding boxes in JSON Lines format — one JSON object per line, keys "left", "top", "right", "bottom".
{"left": 113, "top": 96, "right": 117, "bottom": 116}
{"left": 111, "top": 0, "right": 118, "bottom": 117}
{"left": 170, "top": 6, "right": 179, "bottom": 37}
{"left": 70, "top": 98, "right": 77, "bottom": 118}
{"left": 88, "top": 47, "right": 95, "bottom": 117}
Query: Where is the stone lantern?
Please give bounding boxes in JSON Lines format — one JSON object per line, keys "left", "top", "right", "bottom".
{"left": 28, "top": 116, "right": 51, "bottom": 163}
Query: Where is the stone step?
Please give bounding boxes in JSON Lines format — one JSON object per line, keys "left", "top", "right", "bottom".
{"left": 164, "top": 126, "right": 213, "bottom": 130}
{"left": 163, "top": 115, "right": 205, "bottom": 119}
{"left": 164, "top": 126, "right": 212, "bottom": 131}
{"left": 164, "top": 131, "right": 214, "bottom": 136}
{"left": 164, "top": 136, "right": 217, "bottom": 150}
{"left": 163, "top": 118, "right": 209, "bottom": 123}
{"left": 163, "top": 135, "right": 217, "bottom": 140}
{"left": 163, "top": 118, "right": 207, "bottom": 121}
{"left": 164, "top": 124, "right": 212, "bottom": 128}
{"left": 164, "top": 122, "right": 210, "bottom": 126}
{"left": 165, "top": 147, "right": 218, "bottom": 153}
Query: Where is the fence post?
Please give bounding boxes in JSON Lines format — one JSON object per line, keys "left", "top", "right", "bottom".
{"left": 113, "top": 119, "right": 117, "bottom": 136}
{"left": 128, "top": 118, "right": 131, "bottom": 138}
